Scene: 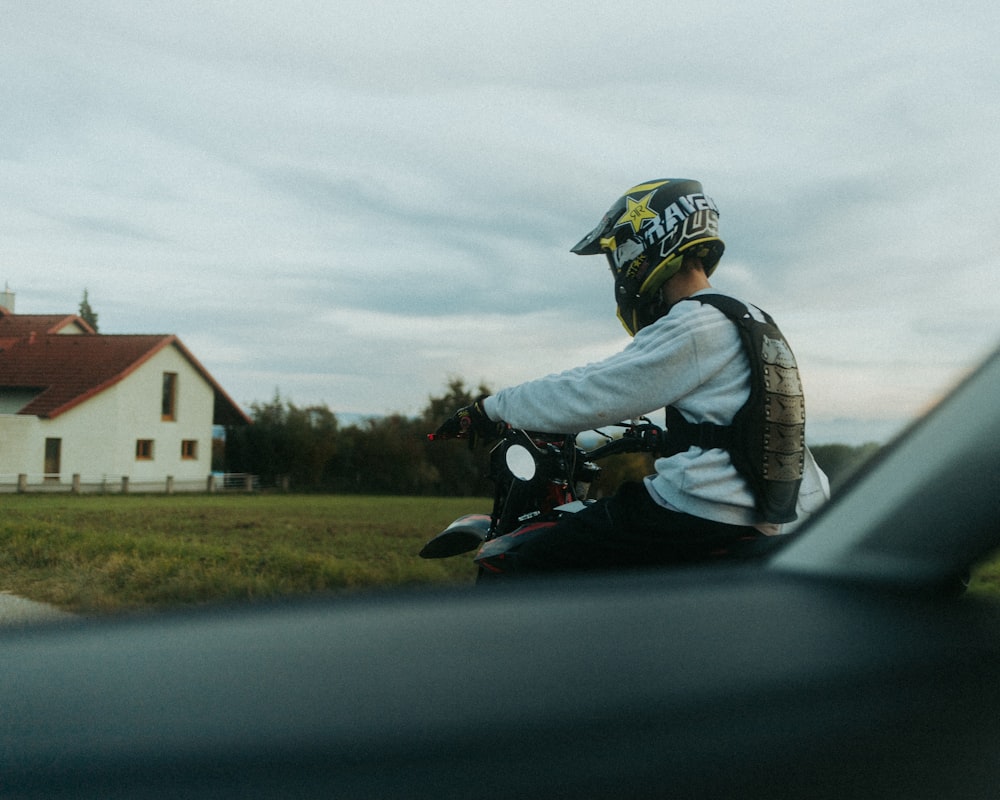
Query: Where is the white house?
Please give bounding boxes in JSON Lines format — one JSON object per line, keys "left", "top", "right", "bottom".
{"left": 0, "top": 305, "right": 249, "bottom": 491}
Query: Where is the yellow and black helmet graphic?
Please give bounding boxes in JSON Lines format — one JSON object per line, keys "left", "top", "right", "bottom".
{"left": 572, "top": 179, "right": 725, "bottom": 335}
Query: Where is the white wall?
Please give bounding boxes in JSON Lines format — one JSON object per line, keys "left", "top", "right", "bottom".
{"left": 0, "top": 344, "right": 216, "bottom": 484}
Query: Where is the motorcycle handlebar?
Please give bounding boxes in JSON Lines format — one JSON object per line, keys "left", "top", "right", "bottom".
{"left": 581, "top": 438, "right": 642, "bottom": 460}
{"left": 428, "top": 422, "right": 666, "bottom": 459}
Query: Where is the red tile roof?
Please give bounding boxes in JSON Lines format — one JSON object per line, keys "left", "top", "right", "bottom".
{"left": 0, "top": 313, "right": 249, "bottom": 425}
{"left": 0, "top": 307, "right": 94, "bottom": 349}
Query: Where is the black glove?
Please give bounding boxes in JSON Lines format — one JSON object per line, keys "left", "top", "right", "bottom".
{"left": 435, "top": 397, "right": 504, "bottom": 446}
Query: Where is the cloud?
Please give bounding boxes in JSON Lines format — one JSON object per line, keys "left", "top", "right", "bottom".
{"left": 1, "top": 0, "right": 997, "bottom": 439}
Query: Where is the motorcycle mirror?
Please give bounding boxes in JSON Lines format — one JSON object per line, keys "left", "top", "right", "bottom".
{"left": 505, "top": 444, "right": 537, "bottom": 481}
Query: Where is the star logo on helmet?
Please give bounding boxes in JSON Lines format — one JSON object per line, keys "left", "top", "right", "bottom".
{"left": 616, "top": 191, "right": 658, "bottom": 234}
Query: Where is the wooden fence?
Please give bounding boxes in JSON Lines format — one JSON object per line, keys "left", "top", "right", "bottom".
{"left": 0, "top": 473, "right": 261, "bottom": 495}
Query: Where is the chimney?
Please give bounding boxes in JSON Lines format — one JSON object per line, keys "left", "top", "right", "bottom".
{"left": 0, "top": 283, "right": 14, "bottom": 312}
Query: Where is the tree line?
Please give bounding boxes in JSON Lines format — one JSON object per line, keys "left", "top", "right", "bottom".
{"left": 221, "top": 379, "right": 880, "bottom": 496}
{"left": 222, "top": 379, "right": 496, "bottom": 496}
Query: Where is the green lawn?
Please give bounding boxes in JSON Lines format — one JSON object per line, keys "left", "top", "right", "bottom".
{"left": 0, "top": 494, "right": 480, "bottom": 614}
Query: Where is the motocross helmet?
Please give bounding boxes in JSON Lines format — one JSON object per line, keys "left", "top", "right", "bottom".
{"left": 571, "top": 179, "right": 725, "bottom": 335}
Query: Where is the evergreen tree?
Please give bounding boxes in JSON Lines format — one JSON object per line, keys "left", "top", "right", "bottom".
{"left": 79, "top": 289, "right": 99, "bottom": 331}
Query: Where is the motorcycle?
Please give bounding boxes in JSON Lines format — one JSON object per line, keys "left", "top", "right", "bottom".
{"left": 419, "top": 420, "right": 672, "bottom": 578}
{"left": 421, "top": 416, "right": 968, "bottom": 589}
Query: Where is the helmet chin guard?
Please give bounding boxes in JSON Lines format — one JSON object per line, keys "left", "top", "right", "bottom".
{"left": 572, "top": 179, "right": 725, "bottom": 335}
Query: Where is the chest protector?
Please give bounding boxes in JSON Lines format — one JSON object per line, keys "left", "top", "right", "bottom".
{"left": 663, "top": 294, "right": 805, "bottom": 523}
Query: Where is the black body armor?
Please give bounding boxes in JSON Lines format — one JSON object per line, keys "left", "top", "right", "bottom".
{"left": 663, "top": 294, "right": 805, "bottom": 523}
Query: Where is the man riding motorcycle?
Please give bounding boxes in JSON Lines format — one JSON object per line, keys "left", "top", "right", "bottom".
{"left": 438, "top": 178, "right": 829, "bottom": 576}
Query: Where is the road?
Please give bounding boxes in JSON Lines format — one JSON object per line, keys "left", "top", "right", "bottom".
{"left": 0, "top": 592, "right": 72, "bottom": 626}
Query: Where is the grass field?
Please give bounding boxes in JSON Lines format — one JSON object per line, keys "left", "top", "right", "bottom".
{"left": 1, "top": 493, "right": 998, "bottom": 614}
{"left": 0, "top": 494, "right": 481, "bottom": 614}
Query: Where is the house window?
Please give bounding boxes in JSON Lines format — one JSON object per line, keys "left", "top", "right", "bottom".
{"left": 181, "top": 439, "right": 198, "bottom": 460}
{"left": 162, "top": 372, "right": 177, "bottom": 421}
{"left": 44, "top": 438, "right": 61, "bottom": 480}
{"left": 136, "top": 439, "right": 154, "bottom": 460}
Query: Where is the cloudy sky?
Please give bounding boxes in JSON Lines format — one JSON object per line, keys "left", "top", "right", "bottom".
{"left": 3, "top": 0, "right": 997, "bottom": 444}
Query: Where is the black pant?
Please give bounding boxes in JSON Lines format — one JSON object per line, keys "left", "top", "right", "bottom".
{"left": 480, "top": 481, "right": 764, "bottom": 577}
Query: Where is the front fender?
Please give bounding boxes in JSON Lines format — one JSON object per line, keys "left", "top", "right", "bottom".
{"left": 419, "top": 514, "right": 491, "bottom": 559}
